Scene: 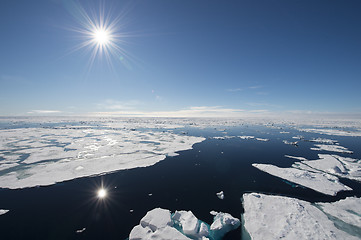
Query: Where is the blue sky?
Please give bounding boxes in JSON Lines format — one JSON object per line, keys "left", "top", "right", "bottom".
{"left": 1, "top": 0, "right": 360, "bottom": 117}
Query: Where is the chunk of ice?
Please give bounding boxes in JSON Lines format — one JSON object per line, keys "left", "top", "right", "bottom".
{"left": 252, "top": 163, "right": 352, "bottom": 195}
{"left": 0, "top": 209, "right": 9, "bottom": 215}
{"left": 311, "top": 144, "right": 353, "bottom": 154}
{"left": 242, "top": 193, "right": 360, "bottom": 240}
{"left": 216, "top": 191, "right": 224, "bottom": 200}
{"left": 210, "top": 212, "right": 240, "bottom": 239}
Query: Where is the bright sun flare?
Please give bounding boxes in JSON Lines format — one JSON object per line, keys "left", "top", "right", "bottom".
{"left": 97, "top": 188, "right": 107, "bottom": 198}
{"left": 93, "top": 28, "right": 110, "bottom": 45}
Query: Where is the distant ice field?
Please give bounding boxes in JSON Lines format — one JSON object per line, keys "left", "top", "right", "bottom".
{"left": 0, "top": 117, "right": 360, "bottom": 239}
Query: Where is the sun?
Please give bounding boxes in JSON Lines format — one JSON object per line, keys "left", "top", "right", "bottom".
{"left": 66, "top": 1, "right": 133, "bottom": 70}
{"left": 97, "top": 188, "right": 107, "bottom": 199}
{"left": 93, "top": 28, "right": 111, "bottom": 45}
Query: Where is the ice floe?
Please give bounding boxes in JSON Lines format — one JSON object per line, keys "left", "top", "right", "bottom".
{"left": 252, "top": 163, "right": 352, "bottom": 195}
{"left": 238, "top": 136, "right": 255, "bottom": 140}
{"left": 311, "top": 144, "right": 353, "bottom": 154}
{"left": 283, "top": 140, "right": 298, "bottom": 146}
{"left": 216, "top": 191, "right": 224, "bottom": 200}
{"left": 317, "top": 197, "right": 361, "bottom": 229}
{"left": 293, "top": 154, "right": 361, "bottom": 182}
{"left": 0, "top": 126, "right": 205, "bottom": 189}
{"left": 255, "top": 138, "right": 269, "bottom": 142}
{"left": 309, "top": 138, "right": 338, "bottom": 144}
{"left": 0, "top": 209, "right": 9, "bottom": 215}
{"left": 242, "top": 193, "right": 360, "bottom": 240}
{"left": 300, "top": 128, "right": 361, "bottom": 137}
{"left": 128, "top": 208, "right": 240, "bottom": 240}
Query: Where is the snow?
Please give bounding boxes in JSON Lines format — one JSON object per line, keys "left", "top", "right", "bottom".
{"left": 283, "top": 140, "right": 298, "bottom": 146}
{"left": 0, "top": 125, "right": 205, "bottom": 189}
{"left": 311, "top": 144, "right": 353, "bottom": 154}
{"left": 309, "top": 138, "right": 338, "bottom": 144}
{"left": 284, "top": 155, "right": 308, "bottom": 161}
{"left": 216, "top": 191, "right": 224, "bottom": 200}
{"left": 128, "top": 208, "right": 240, "bottom": 240}
{"left": 76, "top": 227, "right": 86, "bottom": 233}
{"left": 210, "top": 212, "right": 240, "bottom": 239}
{"left": 255, "top": 138, "right": 269, "bottom": 142}
{"left": 140, "top": 208, "right": 173, "bottom": 232}
{"left": 242, "top": 193, "right": 360, "bottom": 240}
{"left": 317, "top": 197, "right": 361, "bottom": 229}
{"left": 0, "top": 209, "right": 9, "bottom": 215}
{"left": 296, "top": 154, "right": 361, "bottom": 182}
{"left": 238, "top": 136, "right": 255, "bottom": 140}
{"left": 300, "top": 128, "right": 361, "bottom": 137}
{"left": 172, "top": 210, "right": 202, "bottom": 238}
{"left": 252, "top": 163, "right": 352, "bottom": 195}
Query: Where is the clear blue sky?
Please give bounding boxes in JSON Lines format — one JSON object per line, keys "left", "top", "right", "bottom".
{"left": 1, "top": 0, "right": 360, "bottom": 117}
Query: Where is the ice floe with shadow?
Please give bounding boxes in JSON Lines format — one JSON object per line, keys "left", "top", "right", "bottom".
{"left": 242, "top": 193, "right": 361, "bottom": 240}
{"left": 128, "top": 208, "right": 240, "bottom": 240}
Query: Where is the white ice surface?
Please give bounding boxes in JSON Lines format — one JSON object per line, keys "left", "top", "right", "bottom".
{"left": 172, "top": 210, "right": 203, "bottom": 238}
{"left": 293, "top": 154, "right": 361, "bottom": 181}
{"left": 238, "top": 136, "right": 255, "bottom": 140}
{"left": 284, "top": 155, "right": 309, "bottom": 161}
{"left": 317, "top": 197, "right": 361, "bottom": 229}
{"left": 0, "top": 126, "right": 205, "bottom": 189}
{"left": 0, "top": 209, "right": 9, "bottom": 215}
{"left": 129, "top": 208, "right": 240, "bottom": 240}
{"left": 309, "top": 138, "right": 338, "bottom": 144}
{"left": 242, "top": 193, "right": 359, "bottom": 240}
{"left": 252, "top": 163, "right": 352, "bottom": 196}
{"left": 216, "top": 191, "right": 224, "bottom": 200}
{"left": 255, "top": 138, "right": 269, "bottom": 142}
{"left": 311, "top": 144, "right": 353, "bottom": 154}
{"left": 210, "top": 212, "right": 240, "bottom": 239}
{"left": 300, "top": 128, "right": 361, "bottom": 137}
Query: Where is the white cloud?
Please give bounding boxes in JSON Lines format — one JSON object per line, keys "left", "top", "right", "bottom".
{"left": 96, "top": 99, "right": 141, "bottom": 110}
{"left": 28, "top": 110, "right": 62, "bottom": 114}
{"left": 88, "top": 106, "right": 271, "bottom": 118}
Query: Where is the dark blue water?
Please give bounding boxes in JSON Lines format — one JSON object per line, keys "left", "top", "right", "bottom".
{"left": 0, "top": 124, "right": 360, "bottom": 239}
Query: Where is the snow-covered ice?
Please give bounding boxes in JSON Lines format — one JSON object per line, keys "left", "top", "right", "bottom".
{"left": 216, "top": 191, "right": 224, "bottom": 200}
{"left": 311, "top": 144, "right": 353, "bottom": 154}
{"left": 210, "top": 212, "right": 240, "bottom": 239}
{"left": 300, "top": 128, "right": 361, "bottom": 137}
{"left": 283, "top": 140, "right": 298, "bottom": 146}
{"left": 255, "top": 138, "right": 269, "bottom": 142}
{"left": 128, "top": 208, "right": 240, "bottom": 240}
{"left": 294, "top": 154, "right": 361, "bottom": 181}
{"left": 252, "top": 163, "right": 352, "bottom": 195}
{"left": 238, "top": 136, "right": 255, "bottom": 140}
{"left": 317, "top": 197, "right": 361, "bottom": 229}
{"left": 242, "top": 193, "right": 360, "bottom": 240}
{"left": 0, "top": 209, "right": 9, "bottom": 215}
{"left": 0, "top": 126, "right": 205, "bottom": 189}
{"left": 309, "top": 138, "right": 338, "bottom": 144}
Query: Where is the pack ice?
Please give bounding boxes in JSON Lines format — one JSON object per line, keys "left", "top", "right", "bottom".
{"left": 242, "top": 193, "right": 361, "bottom": 240}
{"left": 128, "top": 208, "right": 240, "bottom": 240}
{"left": 0, "top": 126, "right": 205, "bottom": 189}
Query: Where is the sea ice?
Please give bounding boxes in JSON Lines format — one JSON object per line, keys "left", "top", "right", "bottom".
{"left": 252, "top": 163, "right": 352, "bottom": 195}
{"left": 300, "top": 128, "right": 361, "bottom": 137}
{"left": 216, "top": 191, "right": 224, "bottom": 200}
{"left": 297, "top": 154, "right": 361, "bottom": 181}
{"left": 283, "top": 140, "right": 298, "bottom": 146}
{"left": 309, "top": 138, "right": 338, "bottom": 144}
{"left": 255, "top": 138, "right": 269, "bottom": 142}
{"left": 317, "top": 197, "right": 361, "bottom": 229}
{"left": 284, "top": 155, "right": 308, "bottom": 161}
{"left": 0, "top": 209, "right": 9, "bottom": 215}
{"left": 238, "top": 136, "right": 255, "bottom": 140}
{"left": 311, "top": 144, "right": 353, "bottom": 154}
{"left": 210, "top": 212, "right": 240, "bottom": 239}
{"left": 0, "top": 126, "right": 205, "bottom": 189}
{"left": 128, "top": 208, "right": 240, "bottom": 240}
{"left": 242, "top": 193, "right": 360, "bottom": 240}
